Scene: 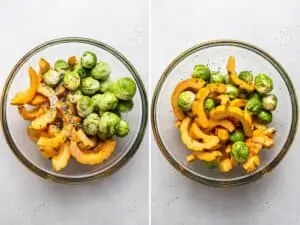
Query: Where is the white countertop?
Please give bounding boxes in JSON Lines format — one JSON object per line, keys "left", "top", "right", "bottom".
{"left": 0, "top": 0, "right": 148, "bottom": 225}
{"left": 151, "top": 0, "right": 300, "bottom": 224}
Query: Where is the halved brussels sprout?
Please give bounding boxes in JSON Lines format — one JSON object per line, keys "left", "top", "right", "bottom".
{"left": 63, "top": 71, "right": 80, "bottom": 90}
{"left": 262, "top": 94, "right": 277, "bottom": 111}
{"left": 225, "top": 84, "right": 240, "bottom": 99}
{"left": 76, "top": 96, "right": 94, "bottom": 118}
{"left": 254, "top": 74, "right": 273, "bottom": 94}
{"left": 177, "top": 91, "right": 195, "bottom": 112}
{"left": 43, "top": 69, "right": 61, "bottom": 87}
{"left": 238, "top": 71, "right": 253, "bottom": 84}
{"left": 97, "top": 92, "right": 119, "bottom": 111}
{"left": 116, "top": 99, "right": 134, "bottom": 113}
{"left": 113, "top": 77, "right": 137, "bottom": 100}
{"left": 210, "top": 72, "right": 225, "bottom": 83}
{"left": 91, "top": 62, "right": 111, "bottom": 81}
{"left": 98, "top": 112, "right": 121, "bottom": 139}
{"left": 82, "top": 113, "right": 101, "bottom": 136}
{"left": 229, "top": 130, "right": 245, "bottom": 143}
{"left": 204, "top": 97, "right": 215, "bottom": 111}
{"left": 245, "top": 96, "right": 262, "bottom": 115}
{"left": 54, "top": 59, "right": 69, "bottom": 71}
{"left": 81, "top": 77, "right": 100, "bottom": 95}
{"left": 116, "top": 120, "right": 129, "bottom": 137}
{"left": 81, "top": 51, "right": 97, "bottom": 69}
{"left": 192, "top": 64, "right": 211, "bottom": 81}
{"left": 257, "top": 110, "right": 272, "bottom": 124}
{"left": 231, "top": 141, "right": 249, "bottom": 163}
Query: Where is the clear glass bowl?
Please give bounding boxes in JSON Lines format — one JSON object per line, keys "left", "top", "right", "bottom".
{"left": 1, "top": 37, "right": 148, "bottom": 183}
{"left": 151, "top": 40, "right": 298, "bottom": 187}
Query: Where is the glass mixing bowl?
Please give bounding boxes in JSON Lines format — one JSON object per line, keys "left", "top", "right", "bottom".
{"left": 1, "top": 37, "right": 148, "bottom": 183}
{"left": 151, "top": 40, "right": 298, "bottom": 187}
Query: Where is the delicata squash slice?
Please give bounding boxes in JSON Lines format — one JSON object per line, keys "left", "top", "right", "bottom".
{"left": 30, "top": 107, "right": 57, "bottom": 130}
{"left": 171, "top": 78, "right": 206, "bottom": 120}
{"left": 17, "top": 105, "right": 46, "bottom": 121}
{"left": 203, "top": 119, "right": 235, "bottom": 133}
{"left": 10, "top": 67, "right": 39, "bottom": 105}
{"left": 52, "top": 142, "right": 71, "bottom": 171}
{"left": 180, "top": 117, "right": 220, "bottom": 151}
{"left": 70, "top": 139, "right": 116, "bottom": 165}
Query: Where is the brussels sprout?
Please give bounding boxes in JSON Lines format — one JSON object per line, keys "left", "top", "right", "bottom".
{"left": 229, "top": 130, "right": 245, "bottom": 143}
{"left": 98, "top": 112, "right": 121, "bottom": 138}
{"left": 91, "top": 94, "right": 102, "bottom": 112}
{"left": 66, "top": 89, "right": 83, "bottom": 104}
{"left": 224, "top": 75, "right": 232, "bottom": 84}
{"left": 116, "top": 99, "right": 134, "bottom": 113}
{"left": 97, "top": 92, "right": 119, "bottom": 111}
{"left": 91, "top": 62, "right": 111, "bottom": 81}
{"left": 63, "top": 71, "right": 81, "bottom": 90}
{"left": 262, "top": 94, "right": 277, "bottom": 111}
{"left": 81, "top": 77, "right": 100, "bottom": 95}
{"left": 254, "top": 74, "right": 273, "bottom": 94}
{"left": 203, "top": 160, "right": 218, "bottom": 169}
{"left": 257, "top": 110, "right": 272, "bottom": 125}
{"left": 113, "top": 77, "right": 137, "bottom": 100}
{"left": 225, "top": 84, "right": 240, "bottom": 99}
{"left": 73, "top": 62, "right": 89, "bottom": 78}
{"left": 76, "top": 96, "right": 94, "bottom": 118}
{"left": 231, "top": 141, "right": 250, "bottom": 163}
{"left": 248, "top": 92, "right": 261, "bottom": 100}
{"left": 238, "top": 71, "right": 253, "bottom": 84}
{"left": 82, "top": 113, "right": 101, "bottom": 136}
{"left": 177, "top": 91, "right": 195, "bottom": 112}
{"left": 81, "top": 51, "right": 97, "bottom": 69}
{"left": 116, "top": 120, "right": 130, "bottom": 137}
{"left": 192, "top": 64, "right": 211, "bottom": 81}
{"left": 210, "top": 72, "right": 225, "bottom": 83}
{"left": 54, "top": 59, "right": 69, "bottom": 71}
{"left": 204, "top": 97, "right": 215, "bottom": 111}
{"left": 245, "top": 97, "right": 262, "bottom": 115}
{"left": 43, "top": 69, "right": 61, "bottom": 87}
{"left": 99, "top": 80, "right": 113, "bottom": 93}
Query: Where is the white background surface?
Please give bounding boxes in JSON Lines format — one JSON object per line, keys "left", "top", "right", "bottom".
{"left": 151, "top": 0, "right": 300, "bottom": 225}
{"left": 0, "top": 0, "right": 148, "bottom": 225}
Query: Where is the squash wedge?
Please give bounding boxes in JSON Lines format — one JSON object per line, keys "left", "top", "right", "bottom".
{"left": 30, "top": 107, "right": 57, "bottom": 130}
{"left": 171, "top": 78, "right": 206, "bottom": 120}
{"left": 72, "top": 129, "right": 98, "bottom": 149}
{"left": 47, "top": 124, "right": 61, "bottom": 137}
{"left": 229, "top": 99, "right": 247, "bottom": 108}
{"left": 189, "top": 122, "right": 218, "bottom": 143}
{"left": 227, "top": 56, "right": 255, "bottom": 91}
{"left": 215, "top": 128, "right": 229, "bottom": 142}
{"left": 30, "top": 94, "right": 49, "bottom": 106}
{"left": 27, "top": 126, "right": 50, "bottom": 143}
{"left": 246, "top": 139, "right": 263, "bottom": 154}
{"left": 194, "top": 151, "right": 222, "bottom": 161}
{"left": 38, "top": 58, "right": 50, "bottom": 74}
{"left": 180, "top": 117, "right": 220, "bottom": 151}
{"left": 210, "top": 105, "right": 253, "bottom": 137}
{"left": 193, "top": 83, "right": 226, "bottom": 128}
{"left": 11, "top": 67, "right": 39, "bottom": 105}
{"left": 243, "top": 155, "right": 260, "bottom": 172}
{"left": 52, "top": 142, "right": 71, "bottom": 171}
{"left": 216, "top": 94, "right": 230, "bottom": 105}
{"left": 18, "top": 105, "right": 46, "bottom": 121}
{"left": 68, "top": 56, "right": 77, "bottom": 67}
{"left": 203, "top": 119, "right": 235, "bottom": 133}
{"left": 219, "top": 158, "right": 234, "bottom": 172}
{"left": 70, "top": 139, "right": 116, "bottom": 165}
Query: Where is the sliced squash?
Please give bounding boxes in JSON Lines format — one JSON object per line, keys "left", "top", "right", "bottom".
{"left": 189, "top": 122, "right": 218, "bottom": 143}
{"left": 215, "top": 94, "right": 230, "bottom": 105}
{"left": 215, "top": 128, "right": 229, "bottom": 142}
{"left": 68, "top": 56, "right": 77, "bottom": 67}
{"left": 66, "top": 102, "right": 76, "bottom": 115}
{"left": 243, "top": 155, "right": 260, "bottom": 172}
{"left": 210, "top": 105, "right": 252, "bottom": 137}
{"left": 227, "top": 56, "right": 255, "bottom": 91}
{"left": 70, "top": 139, "right": 116, "bottom": 165}
{"left": 186, "top": 154, "right": 196, "bottom": 162}
{"left": 30, "top": 108, "right": 57, "bottom": 130}
{"left": 47, "top": 124, "right": 61, "bottom": 137}
{"left": 73, "top": 129, "right": 98, "bottom": 149}
{"left": 225, "top": 145, "right": 232, "bottom": 154}
{"left": 37, "top": 83, "right": 56, "bottom": 97}
{"left": 180, "top": 117, "right": 220, "bottom": 151}
{"left": 27, "top": 126, "right": 49, "bottom": 143}
{"left": 193, "top": 83, "right": 226, "bottom": 128}
{"left": 38, "top": 58, "right": 50, "bottom": 74}
{"left": 17, "top": 105, "right": 46, "bottom": 121}
{"left": 219, "top": 158, "right": 234, "bottom": 172}
{"left": 52, "top": 142, "right": 71, "bottom": 171}
{"left": 30, "top": 94, "right": 49, "bottom": 106}
{"left": 55, "top": 85, "right": 67, "bottom": 97}
{"left": 251, "top": 136, "right": 274, "bottom": 148}
{"left": 229, "top": 99, "right": 247, "bottom": 108}
{"left": 203, "top": 119, "right": 235, "bottom": 133}
{"left": 246, "top": 139, "right": 263, "bottom": 154}
{"left": 11, "top": 67, "right": 39, "bottom": 105}
{"left": 171, "top": 78, "right": 206, "bottom": 120}
{"left": 194, "top": 151, "right": 222, "bottom": 161}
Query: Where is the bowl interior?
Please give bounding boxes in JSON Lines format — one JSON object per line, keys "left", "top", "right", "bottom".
{"left": 2, "top": 38, "right": 147, "bottom": 181}
{"left": 152, "top": 41, "right": 297, "bottom": 186}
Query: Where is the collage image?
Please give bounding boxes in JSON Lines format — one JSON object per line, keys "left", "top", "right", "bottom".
{"left": 1, "top": 0, "right": 300, "bottom": 225}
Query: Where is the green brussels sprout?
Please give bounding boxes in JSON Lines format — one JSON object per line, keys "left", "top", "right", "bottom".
{"left": 76, "top": 96, "right": 94, "bottom": 118}
{"left": 91, "top": 94, "right": 102, "bottom": 112}
{"left": 231, "top": 141, "right": 250, "bottom": 163}
{"left": 248, "top": 92, "right": 261, "bottom": 100}
{"left": 262, "top": 94, "right": 277, "bottom": 111}
{"left": 81, "top": 77, "right": 100, "bottom": 95}
{"left": 43, "top": 69, "right": 61, "bottom": 87}
{"left": 254, "top": 74, "right": 273, "bottom": 94}
{"left": 81, "top": 51, "right": 97, "bottom": 69}
{"left": 98, "top": 112, "right": 121, "bottom": 138}
{"left": 224, "top": 75, "right": 232, "bottom": 84}
{"left": 257, "top": 110, "right": 272, "bottom": 125}
{"left": 66, "top": 89, "right": 83, "bottom": 104}
{"left": 116, "top": 99, "right": 134, "bottom": 113}
{"left": 97, "top": 92, "right": 119, "bottom": 111}
{"left": 203, "top": 161, "right": 218, "bottom": 169}
{"left": 116, "top": 120, "right": 130, "bottom": 137}
{"left": 192, "top": 64, "right": 211, "bottom": 81}
{"left": 225, "top": 84, "right": 240, "bottom": 99}
{"left": 245, "top": 97, "right": 262, "bottom": 115}
{"left": 204, "top": 97, "right": 215, "bottom": 111}
{"left": 82, "top": 113, "right": 101, "bottom": 136}
{"left": 73, "top": 62, "right": 89, "bottom": 79}
{"left": 99, "top": 80, "right": 113, "bottom": 93}
{"left": 238, "top": 71, "right": 253, "bottom": 84}
{"left": 54, "top": 59, "right": 69, "bottom": 71}
{"left": 229, "top": 130, "right": 245, "bottom": 143}
{"left": 210, "top": 72, "right": 225, "bottom": 83}
{"left": 63, "top": 71, "right": 81, "bottom": 90}
{"left": 177, "top": 91, "right": 195, "bottom": 112}
{"left": 113, "top": 77, "right": 137, "bottom": 100}
{"left": 90, "top": 62, "right": 111, "bottom": 81}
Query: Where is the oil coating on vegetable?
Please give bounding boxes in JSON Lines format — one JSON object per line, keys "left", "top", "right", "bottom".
{"left": 63, "top": 71, "right": 81, "bottom": 90}
{"left": 81, "top": 77, "right": 100, "bottom": 95}
{"left": 113, "top": 77, "right": 137, "bottom": 100}
{"left": 254, "top": 74, "right": 273, "bottom": 94}
{"left": 245, "top": 96, "right": 262, "bottom": 115}
{"left": 76, "top": 96, "right": 94, "bottom": 118}
{"left": 97, "top": 92, "right": 119, "bottom": 111}
{"left": 262, "top": 94, "right": 277, "bottom": 111}
{"left": 91, "top": 62, "right": 111, "bottom": 81}
{"left": 98, "top": 112, "right": 121, "bottom": 139}
{"left": 177, "top": 91, "right": 196, "bottom": 112}
{"left": 231, "top": 141, "right": 250, "bottom": 163}
{"left": 82, "top": 113, "right": 101, "bottom": 136}
{"left": 192, "top": 64, "right": 211, "bottom": 81}
{"left": 81, "top": 51, "right": 97, "bottom": 69}
{"left": 43, "top": 69, "right": 61, "bottom": 87}
{"left": 238, "top": 71, "right": 253, "bottom": 84}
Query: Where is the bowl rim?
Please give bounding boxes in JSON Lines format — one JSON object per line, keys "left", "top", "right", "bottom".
{"left": 0, "top": 37, "right": 148, "bottom": 183}
{"left": 151, "top": 39, "right": 298, "bottom": 187}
